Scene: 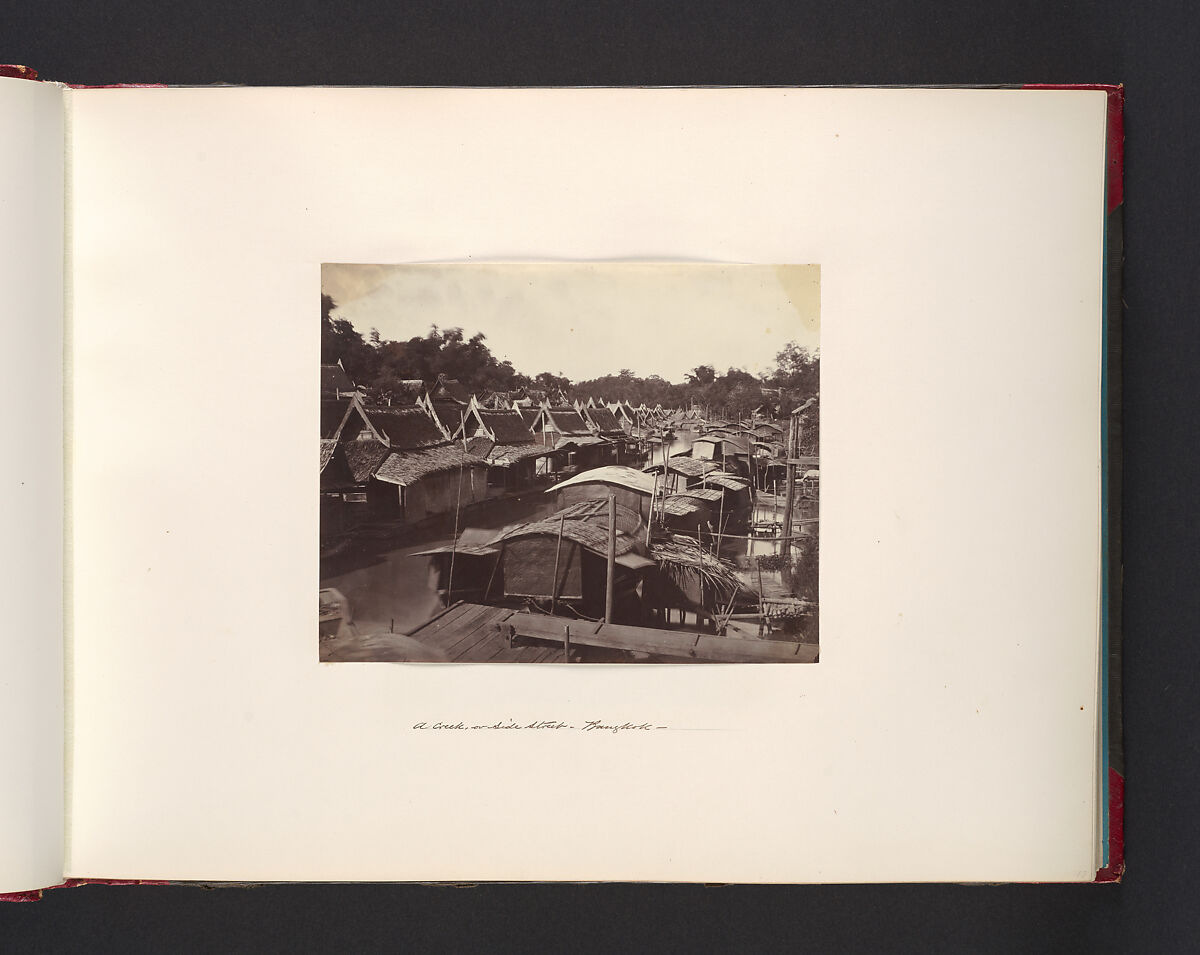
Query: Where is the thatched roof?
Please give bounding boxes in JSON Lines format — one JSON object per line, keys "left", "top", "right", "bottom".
{"left": 583, "top": 405, "right": 624, "bottom": 436}
{"left": 319, "top": 439, "right": 338, "bottom": 472}
{"left": 342, "top": 439, "right": 391, "bottom": 483}
{"left": 659, "top": 496, "right": 707, "bottom": 518}
{"left": 541, "top": 407, "right": 591, "bottom": 436}
{"left": 426, "top": 400, "right": 467, "bottom": 439}
{"left": 515, "top": 406, "right": 540, "bottom": 429}
{"left": 373, "top": 444, "right": 487, "bottom": 486}
{"left": 478, "top": 408, "right": 537, "bottom": 444}
{"left": 651, "top": 536, "right": 744, "bottom": 600}
{"left": 645, "top": 457, "right": 721, "bottom": 478}
{"left": 674, "top": 488, "right": 725, "bottom": 503}
{"left": 365, "top": 406, "right": 447, "bottom": 450}
{"left": 463, "top": 436, "right": 495, "bottom": 457}
{"left": 554, "top": 435, "right": 607, "bottom": 448}
{"left": 700, "top": 473, "right": 750, "bottom": 492}
{"left": 489, "top": 443, "right": 552, "bottom": 466}
{"left": 492, "top": 499, "right": 646, "bottom": 559}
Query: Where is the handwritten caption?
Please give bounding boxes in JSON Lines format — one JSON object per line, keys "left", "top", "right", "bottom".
{"left": 413, "top": 720, "right": 668, "bottom": 734}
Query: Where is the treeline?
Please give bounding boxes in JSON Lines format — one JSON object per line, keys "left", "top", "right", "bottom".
{"left": 322, "top": 294, "right": 818, "bottom": 416}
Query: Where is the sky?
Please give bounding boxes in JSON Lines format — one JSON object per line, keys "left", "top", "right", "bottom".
{"left": 322, "top": 263, "right": 820, "bottom": 383}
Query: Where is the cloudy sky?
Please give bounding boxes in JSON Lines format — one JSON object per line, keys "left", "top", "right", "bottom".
{"left": 322, "top": 263, "right": 820, "bottom": 383}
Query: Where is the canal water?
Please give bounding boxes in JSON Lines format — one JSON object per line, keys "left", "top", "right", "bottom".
{"left": 320, "top": 427, "right": 818, "bottom": 642}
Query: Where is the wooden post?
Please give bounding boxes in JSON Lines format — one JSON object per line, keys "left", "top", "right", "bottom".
{"left": 716, "top": 487, "right": 725, "bottom": 556}
{"left": 563, "top": 624, "right": 571, "bottom": 661}
{"left": 550, "top": 513, "right": 565, "bottom": 614}
{"left": 781, "top": 413, "right": 798, "bottom": 558}
{"left": 755, "top": 553, "right": 767, "bottom": 636}
{"left": 646, "top": 472, "right": 658, "bottom": 547}
{"left": 482, "top": 545, "right": 502, "bottom": 602}
{"left": 605, "top": 493, "right": 617, "bottom": 624}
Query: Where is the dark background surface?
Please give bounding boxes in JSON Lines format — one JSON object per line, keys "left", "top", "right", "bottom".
{"left": 4, "top": 1, "right": 1196, "bottom": 951}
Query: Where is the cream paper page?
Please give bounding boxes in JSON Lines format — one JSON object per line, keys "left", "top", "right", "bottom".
{"left": 0, "top": 76, "right": 65, "bottom": 893}
{"left": 67, "top": 87, "right": 1105, "bottom": 883}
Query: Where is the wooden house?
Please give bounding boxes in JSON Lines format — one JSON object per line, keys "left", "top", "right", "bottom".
{"left": 420, "top": 394, "right": 470, "bottom": 442}
{"left": 530, "top": 406, "right": 614, "bottom": 472}
{"left": 548, "top": 465, "right": 712, "bottom": 533}
{"left": 418, "top": 500, "right": 655, "bottom": 624}
{"left": 359, "top": 405, "right": 488, "bottom": 522}
{"left": 691, "top": 430, "right": 753, "bottom": 477}
{"left": 580, "top": 404, "right": 629, "bottom": 461}
{"left": 454, "top": 398, "right": 553, "bottom": 491}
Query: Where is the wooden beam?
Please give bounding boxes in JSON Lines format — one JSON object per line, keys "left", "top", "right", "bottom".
{"left": 507, "top": 611, "right": 815, "bottom": 663}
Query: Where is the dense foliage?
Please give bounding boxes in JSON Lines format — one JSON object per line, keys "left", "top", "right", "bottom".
{"left": 321, "top": 296, "right": 818, "bottom": 413}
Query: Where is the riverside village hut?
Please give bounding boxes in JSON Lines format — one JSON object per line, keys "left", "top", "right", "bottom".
{"left": 454, "top": 397, "right": 553, "bottom": 492}
{"left": 548, "top": 465, "right": 714, "bottom": 533}
{"left": 359, "top": 405, "right": 488, "bottom": 523}
{"left": 417, "top": 500, "right": 655, "bottom": 624}
{"left": 530, "top": 406, "right": 613, "bottom": 474}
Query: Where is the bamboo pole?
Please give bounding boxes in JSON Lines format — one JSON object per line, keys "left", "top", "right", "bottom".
{"left": 605, "top": 493, "right": 617, "bottom": 624}
{"left": 550, "top": 512, "right": 565, "bottom": 614}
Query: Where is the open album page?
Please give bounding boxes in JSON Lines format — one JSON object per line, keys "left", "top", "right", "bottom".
{"left": 67, "top": 87, "right": 1106, "bottom": 883}
{"left": 0, "top": 76, "right": 65, "bottom": 893}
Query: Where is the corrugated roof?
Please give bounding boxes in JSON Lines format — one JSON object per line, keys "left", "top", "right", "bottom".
{"left": 548, "top": 465, "right": 657, "bottom": 496}
{"left": 366, "top": 406, "right": 448, "bottom": 450}
{"left": 373, "top": 445, "right": 488, "bottom": 486}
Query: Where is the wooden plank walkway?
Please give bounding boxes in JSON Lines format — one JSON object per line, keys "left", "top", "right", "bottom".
{"left": 508, "top": 612, "right": 817, "bottom": 663}
{"left": 407, "top": 602, "right": 567, "bottom": 663}
{"left": 408, "top": 602, "right": 817, "bottom": 663}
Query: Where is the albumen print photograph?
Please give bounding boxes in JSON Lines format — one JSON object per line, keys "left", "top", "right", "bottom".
{"left": 319, "top": 264, "right": 820, "bottom": 663}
